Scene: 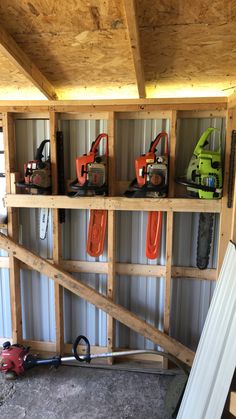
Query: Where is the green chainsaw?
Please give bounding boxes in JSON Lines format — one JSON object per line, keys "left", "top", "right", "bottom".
{"left": 176, "top": 127, "right": 223, "bottom": 269}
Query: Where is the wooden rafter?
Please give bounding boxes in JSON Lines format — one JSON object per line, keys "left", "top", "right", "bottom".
{"left": 0, "top": 25, "right": 57, "bottom": 100}
{"left": 0, "top": 232, "right": 194, "bottom": 366}
{"left": 123, "top": 0, "right": 146, "bottom": 98}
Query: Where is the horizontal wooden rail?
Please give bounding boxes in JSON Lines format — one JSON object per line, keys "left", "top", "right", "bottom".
{"left": 0, "top": 232, "right": 194, "bottom": 366}
{"left": 0, "top": 98, "right": 228, "bottom": 113}
{"left": 0, "top": 257, "right": 217, "bottom": 280}
{"left": 5, "top": 194, "right": 222, "bottom": 213}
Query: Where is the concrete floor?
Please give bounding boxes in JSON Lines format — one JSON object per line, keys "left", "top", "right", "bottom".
{"left": 0, "top": 364, "right": 176, "bottom": 419}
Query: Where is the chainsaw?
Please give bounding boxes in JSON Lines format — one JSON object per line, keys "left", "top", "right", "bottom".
{"left": 69, "top": 134, "right": 108, "bottom": 258}
{"left": 125, "top": 132, "right": 169, "bottom": 259}
{"left": 16, "top": 133, "right": 65, "bottom": 240}
{"left": 176, "top": 127, "right": 223, "bottom": 269}
{"left": 17, "top": 139, "right": 51, "bottom": 240}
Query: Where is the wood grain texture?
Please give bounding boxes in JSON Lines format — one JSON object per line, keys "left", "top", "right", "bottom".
{"left": 0, "top": 24, "right": 57, "bottom": 99}
{"left": 5, "top": 194, "right": 222, "bottom": 212}
{"left": 0, "top": 1, "right": 235, "bottom": 97}
{"left": 2, "top": 112, "right": 22, "bottom": 342}
{"left": 123, "top": 0, "right": 146, "bottom": 98}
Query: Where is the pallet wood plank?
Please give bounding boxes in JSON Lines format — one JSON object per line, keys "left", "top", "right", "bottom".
{"left": 168, "top": 110, "right": 177, "bottom": 197}
{"left": 0, "top": 232, "right": 195, "bottom": 366}
{"left": 50, "top": 111, "right": 64, "bottom": 354}
{"left": 0, "top": 256, "right": 216, "bottom": 280}
{"left": 5, "top": 194, "right": 222, "bottom": 213}
{"left": 107, "top": 112, "right": 116, "bottom": 361}
{"left": 217, "top": 109, "right": 235, "bottom": 275}
{"left": 2, "top": 112, "right": 22, "bottom": 342}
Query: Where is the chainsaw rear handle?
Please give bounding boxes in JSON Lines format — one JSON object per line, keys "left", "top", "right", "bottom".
{"left": 72, "top": 335, "right": 91, "bottom": 363}
{"left": 35, "top": 139, "right": 50, "bottom": 161}
{"left": 90, "top": 133, "right": 108, "bottom": 156}
{"left": 193, "top": 127, "right": 220, "bottom": 156}
{"left": 149, "top": 132, "right": 169, "bottom": 156}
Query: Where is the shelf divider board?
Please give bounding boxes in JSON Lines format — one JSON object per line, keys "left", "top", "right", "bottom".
{"left": 230, "top": 109, "right": 236, "bottom": 244}
{"left": 217, "top": 109, "right": 235, "bottom": 276}
{"left": 168, "top": 110, "right": 177, "bottom": 197}
{"left": 163, "top": 211, "right": 174, "bottom": 368}
{"left": 50, "top": 111, "right": 64, "bottom": 354}
{"left": 107, "top": 111, "right": 116, "bottom": 363}
{"left": 2, "top": 112, "right": 22, "bottom": 343}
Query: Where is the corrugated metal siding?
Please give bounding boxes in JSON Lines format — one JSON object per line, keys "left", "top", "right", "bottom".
{"left": 60, "top": 120, "right": 108, "bottom": 345}
{"left": 0, "top": 116, "right": 225, "bottom": 352}
{"left": 171, "top": 116, "right": 225, "bottom": 350}
{"left": 16, "top": 120, "right": 55, "bottom": 341}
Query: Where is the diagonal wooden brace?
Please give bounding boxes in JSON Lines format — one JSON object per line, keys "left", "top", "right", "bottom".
{"left": 0, "top": 232, "right": 194, "bottom": 366}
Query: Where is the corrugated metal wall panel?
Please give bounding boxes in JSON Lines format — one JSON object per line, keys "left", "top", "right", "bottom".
{"left": 0, "top": 116, "right": 226, "bottom": 353}
{"left": 170, "top": 116, "right": 225, "bottom": 350}
{"left": 60, "top": 120, "right": 108, "bottom": 346}
{"left": 0, "top": 268, "right": 11, "bottom": 338}
{"left": 15, "top": 120, "right": 55, "bottom": 341}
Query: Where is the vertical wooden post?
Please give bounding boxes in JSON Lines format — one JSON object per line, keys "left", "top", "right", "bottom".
{"left": 162, "top": 110, "right": 176, "bottom": 367}
{"left": 50, "top": 111, "right": 64, "bottom": 353}
{"left": 2, "top": 112, "right": 22, "bottom": 342}
{"left": 231, "top": 112, "right": 236, "bottom": 244}
{"left": 163, "top": 211, "right": 174, "bottom": 368}
{"left": 168, "top": 110, "right": 177, "bottom": 198}
{"left": 107, "top": 112, "right": 116, "bottom": 361}
{"left": 217, "top": 109, "right": 236, "bottom": 275}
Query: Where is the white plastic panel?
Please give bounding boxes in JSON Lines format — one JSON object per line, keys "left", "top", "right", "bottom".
{"left": 178, "top": 241, "right": 236, "bottom": 419}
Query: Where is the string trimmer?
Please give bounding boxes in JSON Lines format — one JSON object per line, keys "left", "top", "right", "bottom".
{"left": 125, "top": 132, "right": 169, "bottom": 259}
{"left": 176, "top": 127, "right": 223, "bottom": 269}
{"left": 69, "top": 134, "right": 109, "bottom": 257}
{"left": 0, "top": 335, "right": 189, "bottom": 379}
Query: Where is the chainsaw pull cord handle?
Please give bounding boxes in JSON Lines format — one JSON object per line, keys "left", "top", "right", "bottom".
{"left": 34, "top": 139, "right": 50, "bottom": 161}
{"left": 72, "top": 335, "right": 91, "bottom": 363}
{"left": 149, "top": 132, "right": 169, "bottom": 156}
{"left": 193, "top": 127, "right": 220, "bottom": 157}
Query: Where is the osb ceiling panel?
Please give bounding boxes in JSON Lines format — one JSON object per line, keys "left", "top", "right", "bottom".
{"left": 0, "top": 0, "right": 137, "bottom": 98}
{"left": 0, "top": 0, "right": 236, "bottom": 98}
{"left": 0, "top": 50, "right": 46, "bottom": 99}
{"left": 137, "top": 0, "right": 236, "bottom": 96}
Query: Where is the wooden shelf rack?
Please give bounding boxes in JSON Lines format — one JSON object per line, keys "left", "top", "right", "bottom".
{"left": 0, "top": 99, "right": 235, "bottom": 365}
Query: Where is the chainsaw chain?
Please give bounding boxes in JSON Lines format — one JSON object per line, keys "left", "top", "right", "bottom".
{"left": 196, "top": 212, "right": 214, "bottom": 270}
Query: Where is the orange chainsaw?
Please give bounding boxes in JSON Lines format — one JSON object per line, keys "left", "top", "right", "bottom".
{"left": 125, "top": 132, "right": 169, "bottom": 259}
{"left": 69, "top": 134, "right": 108, "bottom": 257}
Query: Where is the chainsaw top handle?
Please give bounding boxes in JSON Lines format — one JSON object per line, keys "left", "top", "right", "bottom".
{"left": 90, "top": 133, "right": 108, "bottom": 156}
{"left": 72, "top": 335, "right": 91, "bottom": 363}
{"left": 149, "top": 132, "right": 169, "bottom": 156}
{"left": 35, "top": 139, "right": 50, "bottom": 161}
{"left": 193, "top": 127, "right": 220, "bottom": 156}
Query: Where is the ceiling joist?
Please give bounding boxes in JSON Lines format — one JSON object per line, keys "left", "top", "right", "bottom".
{"left": 0, "top": 25, "right": 57, "bottom": 100}
{"left": 123, "top": 0, "right": 146, "bottom": 98}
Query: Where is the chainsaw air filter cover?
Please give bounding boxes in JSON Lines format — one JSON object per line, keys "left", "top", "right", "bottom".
{"left": 24, "top": 160, "right": 51, "bottom": 189}
{"left": 87, "top": 161, "right": 106, "bottom": 188}
{"left": 146, "top": 156, "right": 168, "bottom": 195}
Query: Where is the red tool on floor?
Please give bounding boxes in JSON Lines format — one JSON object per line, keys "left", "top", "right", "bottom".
{"left": 125, "top": 132, "right": 169, "bottom": 259}
{"left": 0, "top": 336, "right": 188, "bottom": 380}
{"left": 69, "top": 134, "right": 109, "bottom": 257}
